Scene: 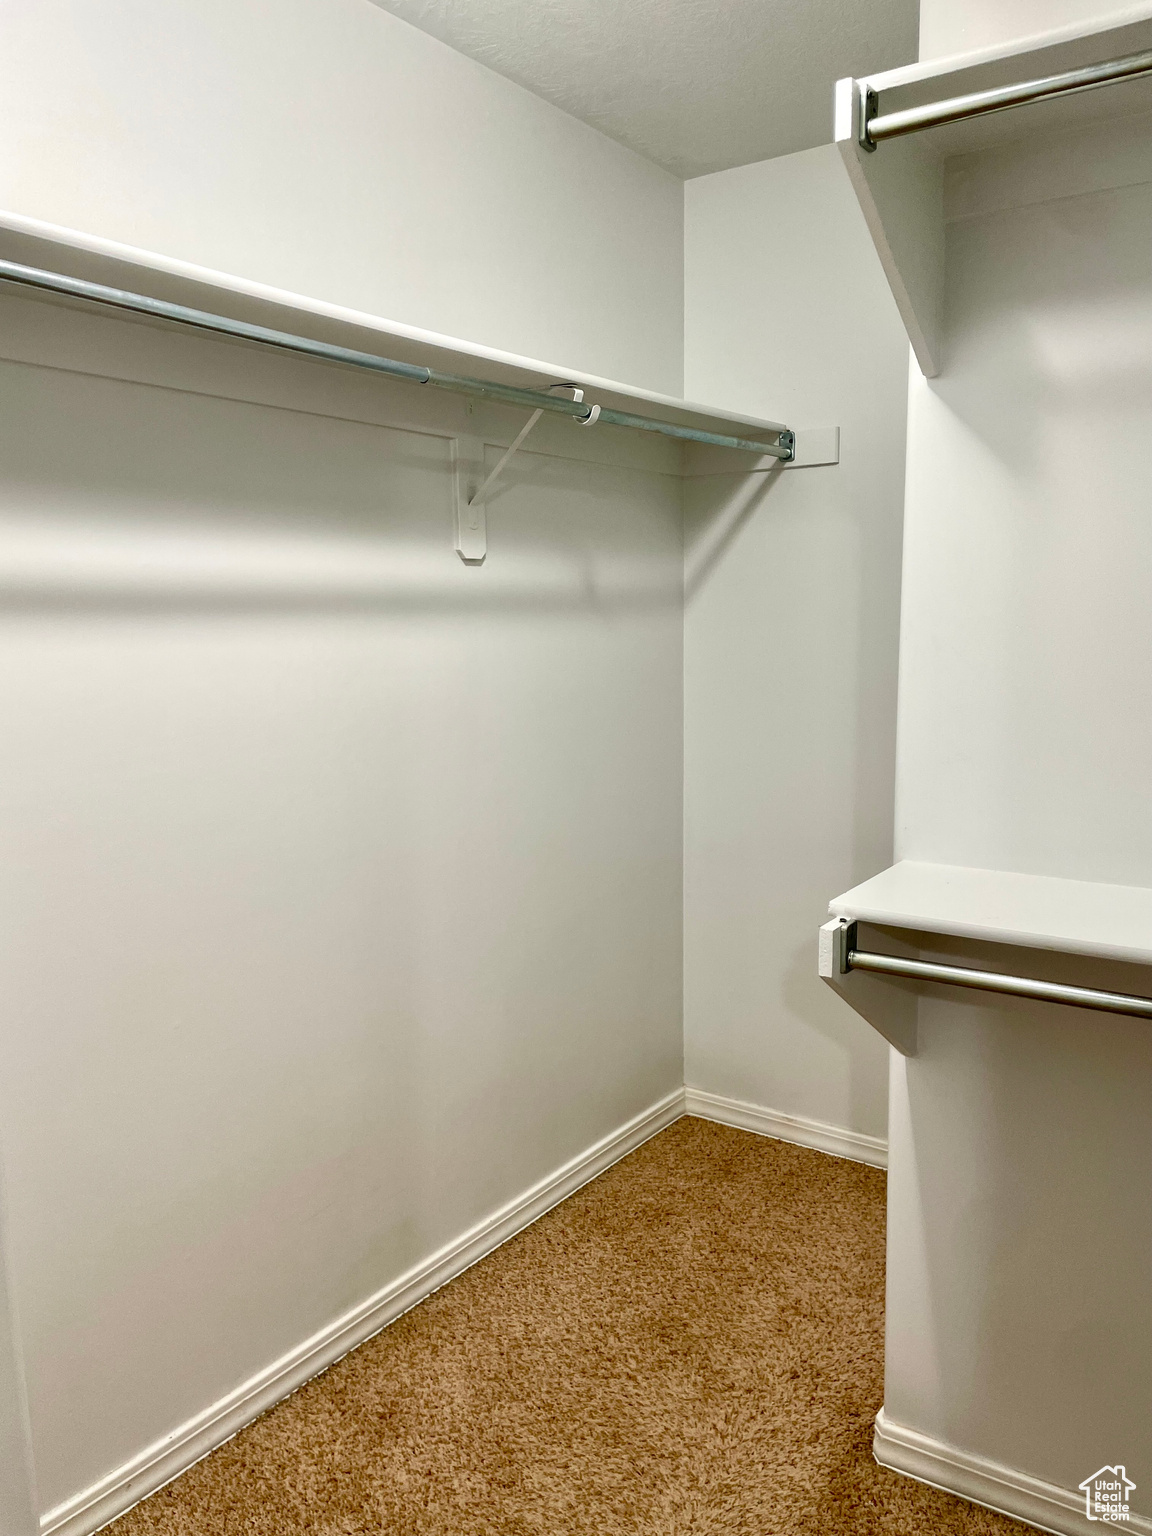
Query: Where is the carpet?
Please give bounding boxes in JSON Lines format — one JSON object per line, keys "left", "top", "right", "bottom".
{"left": 110, "top": 1116, "right": 1027, "bottom": 1534}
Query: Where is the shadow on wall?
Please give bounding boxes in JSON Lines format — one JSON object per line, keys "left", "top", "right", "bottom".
{"left": 902, "top": 183, "right": 1152, "bottom": 886}
{"left": 681, "top": 445, "right": 900, "bottom": 1142}
{"left": 683, "top": 465, "right": 784, "bottom": 599}
{"left": 779, "top": 934, "right": 891, "bottom": 1140}
{"left": 941, "top": 186, "right": 1152, "bottom": 473}
{"left": 0, "top": 358, "right": 683, "bottom": 619}
{"left": 0, "top": 338, "right": 688, "bottom": 1513}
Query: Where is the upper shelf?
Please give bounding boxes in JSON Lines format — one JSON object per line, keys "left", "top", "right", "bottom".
{"left": 0, "top": 207, "right": 797, "bottom": 458}
{"left": 829, "top": 860, "right": 1152, "bottom": 967}
{"left": 834, "top": 4, "right": 1152, "bottom": 374}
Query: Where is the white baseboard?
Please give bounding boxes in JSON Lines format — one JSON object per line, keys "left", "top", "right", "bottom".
{"left": 874, "top": 1408, "right": 1152, "bottom": 1536}
{"left": 42, "top": 1087, "right": 686, "bottom": 1536}
{"left": 683, "top": 1086, "right": 887, "bottom": 1169}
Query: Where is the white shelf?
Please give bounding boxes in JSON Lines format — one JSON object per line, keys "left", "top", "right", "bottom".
{"left": 0, "top": 207, "right": 794, "bottom": 453}
{"left": 829, "top": 860, "right": 1152, "bottom": 967}
{"left": 834, "top": 4, "right": 1152, "bottom": 374}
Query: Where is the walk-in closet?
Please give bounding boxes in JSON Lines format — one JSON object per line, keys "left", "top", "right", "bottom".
{"left": 0, "top": 2, "right": 1148, "bottom": 1533}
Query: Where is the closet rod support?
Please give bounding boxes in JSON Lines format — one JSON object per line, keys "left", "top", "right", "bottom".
{"left": 468, "top": 410, "right": 543, "bottom": 509}
{"left": 0, "top": 258, "right": 794, "bottom": 461}
{"left": 858, "top": 43, "right": 1152, "bottom": 147}
{"left": 468, "top": 385, "right": 587, "bottom": 509}
{"left": 824, "top": 920, "right": 1152, "bottom": 1019}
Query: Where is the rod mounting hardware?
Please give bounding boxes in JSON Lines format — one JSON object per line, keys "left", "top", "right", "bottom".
{"left": 835, "top": 919, "right": 855, "bottom": 974}
{"left": 0, "top": 257, "right": 798, "bottom": 567}
{"left": 859, "top": 87, "right": 879, "bottom": 151}
{"left": 819, "top": 918, "right": 856, "bottom": 975}
{"left": 829, "top": 922, "right": 1152, "bottom": 1020}
{"left": 0, "top": 257, "right": 794, "bottom": 459}
{"left": 818, "top": 917, "right": 916, "bottom": 1055}
{"left": 859, "top": 43, "right": 1152, "bottom": 148}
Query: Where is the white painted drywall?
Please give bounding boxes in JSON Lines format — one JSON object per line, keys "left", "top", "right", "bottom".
{"left": 0, "top": 6, "right": 917, "bottom": 1525}
{"left": 0, "top": 284, "right": 684, "bottom": 1519}
{"left": 880, "top": 0, "right": 1152, "bottom": 1517}
{"left": 918, "top": 0, "right": 1141, "bottom": 58}
{"left": 0, "top": 0, "right": 684, "bottom": 393}
{"left": 0, "top": 3, "right": 687, "bottom": 1515}
{"left": 897, "top": 159, "right": 1152, "bottom": 885}
{"left": 682, "top": 145, "right": 909, "bottom": 1142}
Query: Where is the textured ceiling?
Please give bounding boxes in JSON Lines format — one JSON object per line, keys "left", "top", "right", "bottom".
{"left": 367, "top": 0, "right": 918, "bottom": 178}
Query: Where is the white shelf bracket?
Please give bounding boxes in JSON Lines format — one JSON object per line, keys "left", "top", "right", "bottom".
{"left": 468, "top": 408, "right": 544, "bottom": 511}
{"left": 452, "top": 435, "right": 487, "bottom": 564}
{"left": 453, "top": 385, "right": 586, "bottom": 565}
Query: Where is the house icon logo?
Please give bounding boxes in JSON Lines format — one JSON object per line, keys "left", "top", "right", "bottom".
{"left": 1080, "top": 1466, "right": 1136, "bottom": 1523}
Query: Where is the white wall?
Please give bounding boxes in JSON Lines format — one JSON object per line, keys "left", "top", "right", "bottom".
{"left": 0, "top": 286, "right": 685, "bottom": 1526}
{"left": 0, "top": 0, "right": 684, "bottom": 393}
{"left": 919, "top": 0, "right": 1138, "bottom": 58}
{"left": 0, "top": 4, "right": 688, "bottom": 1525}
{"left": 0, "top": 7, "right": 920, "bottom": 1527}
{"left": 897, "top": 142, "right": 1152, "bottom": 885}
{"left": 682, "top": 145, "right": 908, "bottom": 1141}
{"left": 881, "top": 0, "right": 1152, "bottom": 1518}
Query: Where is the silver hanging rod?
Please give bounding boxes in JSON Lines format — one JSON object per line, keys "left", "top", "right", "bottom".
{"left": 0, "top": 258, "right": 794, "bottom": 460}
{"left": 861, "top": 44, "right": 1152, "bottom": 148}
{"left": 829, "top": 921, "right": 1152, "bottom": 1019}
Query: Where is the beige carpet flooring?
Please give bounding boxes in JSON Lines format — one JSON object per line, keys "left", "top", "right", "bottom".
{"left": 111, "top": 1117, "right": 1027, "bottom": 1535}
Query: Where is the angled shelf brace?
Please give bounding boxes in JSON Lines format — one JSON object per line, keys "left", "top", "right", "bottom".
{"left": 469, "top": 384, "right": 595, "bottom": 508}
{"left": 455, "top": 384, "right": 597, "bottom": 563}
{"left": 468, "top": 407, "right": 547, "bottom": 511}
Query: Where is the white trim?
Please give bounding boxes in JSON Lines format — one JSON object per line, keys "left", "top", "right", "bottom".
{"left": 683, "top": 1087, "right": 887, "bottom": 1169}
{"left": 41, "top": 1088, "right": 686, "bottom": 1536}
{"left": 874, "top": 1409, "right": 1152, "bottom": 1536}
{"left": 40, "top": 1087, "right": 886, "bottom": 1535}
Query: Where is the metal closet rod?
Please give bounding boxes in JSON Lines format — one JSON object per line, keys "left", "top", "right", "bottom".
{"left": 863, "top": 43, "right": 1152, "bottom": 146}
{"left": 842, "top": 935, "right": 1152, "bottom": 1020}
{"left": 0, "top": 258, "right": 794, "bottom": 461}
